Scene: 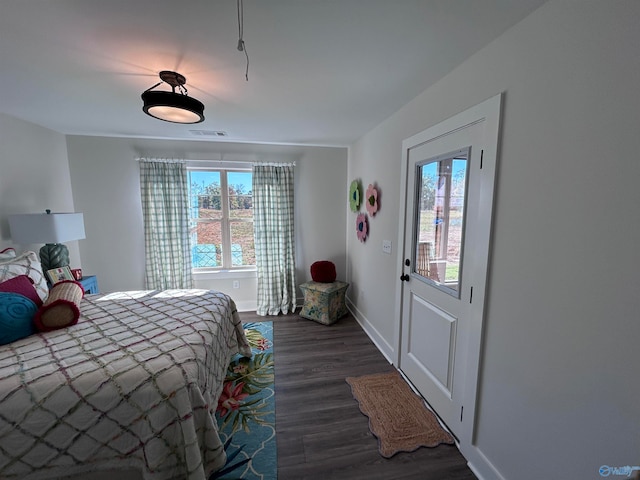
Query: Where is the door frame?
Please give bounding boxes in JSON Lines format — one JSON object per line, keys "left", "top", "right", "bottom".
{"left": 393, "top": 93, "right": 502, "bottom": 447}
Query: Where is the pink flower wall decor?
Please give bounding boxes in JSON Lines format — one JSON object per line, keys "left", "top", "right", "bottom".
{"left": 356, "top": 213, "right": 368, "bottom": 242}
{"left": 365, "top": 184, "right": 379, "bottom": 216}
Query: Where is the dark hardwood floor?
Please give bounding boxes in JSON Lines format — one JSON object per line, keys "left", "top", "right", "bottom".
{"left": 239, "top": 310, "right": 477, "bottom": 480}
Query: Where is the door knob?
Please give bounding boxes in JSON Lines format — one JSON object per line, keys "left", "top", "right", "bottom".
{"left": 400, "top": 274, "right": 410, "bottom": 282}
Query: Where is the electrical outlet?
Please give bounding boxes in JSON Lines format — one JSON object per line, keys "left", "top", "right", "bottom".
{"left": 233, "top": 280, "right": 240, "bottom": 289}
{"left": 382, "top": 240, "right": 392, "bottom": 254}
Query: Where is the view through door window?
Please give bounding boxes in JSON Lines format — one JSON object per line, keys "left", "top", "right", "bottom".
{"left": 413, "top": 149, "right": 468, "bottom": 296}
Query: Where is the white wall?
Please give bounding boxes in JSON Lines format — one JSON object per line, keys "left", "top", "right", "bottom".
{"left": 65, "top": 136, "right": 347, "bottom": 308}
{"left": 347, "top": 2, "right": 640, "bottom": 479}
{"left": 0, "top": 113, "right": 81, "bottom": 267}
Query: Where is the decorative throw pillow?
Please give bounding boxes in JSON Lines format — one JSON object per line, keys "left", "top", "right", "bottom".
{"left": 0, "top": 251, "right": 48, "bottom": 302}
{"left": 33, "top": 280, "right": 84, "bottom": 332}
{"left": 0, "top": 291, "right": 38, "bottom": 345}
{"left": 0, "top": 248, "right": 17, "bottom": 261}
{"left": 0, "top": 275, "right": 43, "bottom": 306}
{"left": 310, "top": 261, "right": 337, "bottom": 283}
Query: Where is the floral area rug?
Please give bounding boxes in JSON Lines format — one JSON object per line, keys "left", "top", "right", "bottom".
{"left": 211, "top": 321, "right": 276, "bottom": 480}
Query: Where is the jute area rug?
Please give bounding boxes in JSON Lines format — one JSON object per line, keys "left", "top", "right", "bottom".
{"left": 346, "top": 371, "right": 454, "bottom": 458}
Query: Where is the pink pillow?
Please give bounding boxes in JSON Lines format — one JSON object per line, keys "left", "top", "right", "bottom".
{"left": 0, "top": 274, "right": 43, "bottom": 306}
{"left": 0, "top": 251, "right": 48, "bottom": 302}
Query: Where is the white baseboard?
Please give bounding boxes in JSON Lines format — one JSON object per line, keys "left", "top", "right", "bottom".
{"left": 465, "top": 448, "right": 507, "bottom": 480}
{"left": 235, "top": 300, "right": 258, "bottom": 312}
{"left": 345, "top": 297, "right": 395, "bottom": 365}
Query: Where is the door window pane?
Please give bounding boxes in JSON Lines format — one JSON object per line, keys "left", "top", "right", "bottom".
{"left": 414, "top": 150, "right": 468, "bottom": 296}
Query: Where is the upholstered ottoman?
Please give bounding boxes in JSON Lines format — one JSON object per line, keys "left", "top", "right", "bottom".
{"left": 299, "top": 281, "right": 349, "bottom": 325}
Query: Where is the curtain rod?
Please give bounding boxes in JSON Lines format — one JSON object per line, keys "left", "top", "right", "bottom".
{"left": 136, "top": 156, "right": 255, "bottom": 163}
{"left": 135, "top": 157, "right": 185, "bottom": 164}
{"left": 252, "top": 161, "right": 296, "bottom": 166}
{"left": 135, "top": 157, "right": 295, "bottom": 167}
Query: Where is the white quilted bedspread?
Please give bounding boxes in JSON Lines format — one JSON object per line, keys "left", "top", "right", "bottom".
{"left": 0, "top": 289, "right": 251, "bottom": 480}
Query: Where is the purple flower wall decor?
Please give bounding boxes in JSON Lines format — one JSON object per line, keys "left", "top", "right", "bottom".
{"left": 356, "top": 213, "right": 368, "bottom": 242}
{"left": 365, "top": 183, "right": 379, "bottom": 216}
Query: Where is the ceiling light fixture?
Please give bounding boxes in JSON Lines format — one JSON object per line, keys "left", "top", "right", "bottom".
{"left": 141, "top": 71, "right": 205, "bottom": 124}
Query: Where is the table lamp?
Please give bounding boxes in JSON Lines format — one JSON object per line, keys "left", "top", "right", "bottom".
{"left": 8, "top": 210, "right": 85, "bottom": 271}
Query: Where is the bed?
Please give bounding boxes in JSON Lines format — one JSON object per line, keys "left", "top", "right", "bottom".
{"left": 0, "top": 288, "right": 252, "bottom": 480}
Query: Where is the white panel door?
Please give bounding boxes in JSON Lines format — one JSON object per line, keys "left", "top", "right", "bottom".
{"left": 399, "top": 95, "right": 501, "bottom": 442}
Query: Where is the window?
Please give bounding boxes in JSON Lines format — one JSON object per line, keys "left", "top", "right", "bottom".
{"left": 188, "top": 169, "right": 254, "bottom": 269}
{"left": 414, "top": 149, "right": 468, "bottom": 295}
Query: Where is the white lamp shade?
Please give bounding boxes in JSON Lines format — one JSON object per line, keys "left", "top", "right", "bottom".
{"left": 9, "top": 213, "right": 85, "bottom": 244}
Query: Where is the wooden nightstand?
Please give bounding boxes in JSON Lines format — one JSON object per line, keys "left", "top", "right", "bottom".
{"left": 78, "top": 275, "right": 99, "bottom": 294}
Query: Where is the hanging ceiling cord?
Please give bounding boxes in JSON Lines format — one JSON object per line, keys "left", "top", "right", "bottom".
{"left": 237, "top": 0, "right": 249, "bottom": 81}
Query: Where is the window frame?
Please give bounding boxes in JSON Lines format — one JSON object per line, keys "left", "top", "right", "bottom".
{"left": 188, "top": 165, "right": 255, "bottom": 272}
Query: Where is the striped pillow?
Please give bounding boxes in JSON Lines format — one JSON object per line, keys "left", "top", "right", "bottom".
{"left": 0, "top": 251, "right": 48, "bottom": 302}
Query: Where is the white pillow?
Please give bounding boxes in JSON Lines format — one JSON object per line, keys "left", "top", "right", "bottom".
{"left": 0, "top": 251, "right": 48, "bottom": 302}
{"left": 0, "top": 248, "right": 17, "bottom": 261}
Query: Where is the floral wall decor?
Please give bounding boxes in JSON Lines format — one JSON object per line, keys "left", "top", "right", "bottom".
{"left": 365, "top": 183, "right": 379, "bottom": 216}
{"left": 349, "top": 179, "right": 361, "bottom": 212}
{"left": 356, "top": 213, "right": 368, "bottom": 242}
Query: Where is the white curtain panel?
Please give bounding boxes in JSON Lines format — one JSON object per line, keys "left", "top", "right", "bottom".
{"left": 139, "top": 159, "right": 193, "bottom": 290}
{"left": 253, "top": 163, "right": 296, "bottom": 315}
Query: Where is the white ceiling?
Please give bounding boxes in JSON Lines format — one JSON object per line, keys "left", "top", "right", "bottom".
{"left": 0, "top": 0, "right": 546, "bottom": 147}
